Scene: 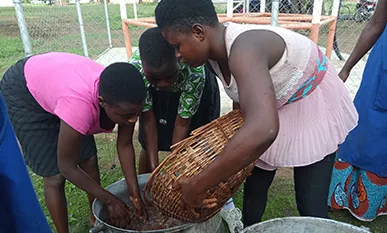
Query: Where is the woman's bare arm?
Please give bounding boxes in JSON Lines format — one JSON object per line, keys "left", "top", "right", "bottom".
{"left": 340, "top": 0, "right": 387, "bottom": 82}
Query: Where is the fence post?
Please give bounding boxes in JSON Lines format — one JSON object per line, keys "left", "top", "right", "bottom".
{"left": 75, "top": 0, "right": 89, "bottom": 57}
{"left": 271, "top": 0, "right": 279, "bottom": 26}
{"left": 325, "top": 0, "right": 340, "bottom": 59}
{"left": 121, "top": 0, "right": 132, "bottom": 59}
{"left": 103, "top": 0, "right": 113, "bottom": 48}
{"left": 245, "top": 0, "right": 250, "bottom": 13}
{"left": 13, "top": 0, "right": 32, "bottom": 57}
{"left": 310, "top": 0, "right": 323, "bottom": 43}
{"left": 120, "top": 0, "right": 127, "bottom": 20}
{"left": 227, "top": 0, "right": 233, "bottom": 18}
{"left": 331, "top": 0, "right": 341, "bottom": 17}
{"left": 133, "top": 0, "right": 138, "bottom": 20}
{"left": 260, "top": 0, "right": 266, "bottom": 13}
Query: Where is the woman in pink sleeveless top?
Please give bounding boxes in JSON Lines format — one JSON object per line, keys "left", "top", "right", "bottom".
{"left": 154, "top": 0, "right": 358, "bottom": 227}
{"left": 0, "top": 52, "right": 147, "bottom": 232}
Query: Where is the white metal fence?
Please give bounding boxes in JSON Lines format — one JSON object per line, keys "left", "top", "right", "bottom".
{"left": 1, "top": 0, "right": 369, "bottom": 143}
{"left": 7, "top": 0, "right": 369, "bottom": 105}
{"left": 2, "top": 0, "right": 369, "bottom": 139}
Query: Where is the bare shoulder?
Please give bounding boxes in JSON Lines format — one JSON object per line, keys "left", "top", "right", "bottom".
{"left": 228, "top": 29, "right": 286, "bottom": 70}
{"left": 374, "top": 0, "right": 387, "bottom": 24}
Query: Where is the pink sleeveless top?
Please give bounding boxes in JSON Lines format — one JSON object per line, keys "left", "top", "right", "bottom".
{"left": 208, "top": 22, "right": 317, "bottom": 108}
{"left": 209, "top": 22, "right": 358, "bottom": 170}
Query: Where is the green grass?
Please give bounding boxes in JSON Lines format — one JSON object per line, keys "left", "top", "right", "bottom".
{"left": 1, "top": 1, "right": 387, "bottom": 233}
{"left": 29, "top": 134, "right": 387, "bottom": 233}
{"left": 0, "top": 3, "right": 157, "bottom": 75}
{"left": 0, "top": 37, "right": 25, "bottom": 76}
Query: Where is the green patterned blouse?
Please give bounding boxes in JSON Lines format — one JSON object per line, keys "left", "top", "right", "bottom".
{"left": 129, "top": 49, "right": 206, "bottom": 119}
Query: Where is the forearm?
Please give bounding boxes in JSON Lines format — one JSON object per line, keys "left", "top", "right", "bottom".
{"left": 141, "top": 110, "right": 159, "bottom": 170}
{"left": 117, "top": 124, "right": 141, "bottom": 198}
{"left": 117, "top": 145, "right": 141, "bottom": 198}
{"left": 57, "top": 122, "right": 115, "bottom": 204}
{"left": 60, "top": 165, "right": 114, "bottom": 204}
{"left": 172, "top": 116, "right": 191, "bottom": 145}
{"left": 343, "top": 23, "right": 385, "bottom": 71}
{"left": 191, "top": 125, "right": 275, "bottom": 193}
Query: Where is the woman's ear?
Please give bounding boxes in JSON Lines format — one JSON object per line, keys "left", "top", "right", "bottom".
{"left": 192, "top": 24, "right": 205, "bottom": 41}
{"left": 98, "top": 96, "right": 105, "bottom": 107}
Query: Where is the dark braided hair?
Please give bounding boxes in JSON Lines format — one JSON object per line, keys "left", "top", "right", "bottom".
{"left": 139, "top": 27, "right": 176, "bottom": 69}
{"left": 155, "top": 0, "right": 219, "bottom": 33}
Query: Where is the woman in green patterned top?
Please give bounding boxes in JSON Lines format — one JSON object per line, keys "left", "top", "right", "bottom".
{"left": 129, "top": 27, "right": 220, "bottom": 174}
{"left": 129, "top": 27, "right": 243, "bottom": 232}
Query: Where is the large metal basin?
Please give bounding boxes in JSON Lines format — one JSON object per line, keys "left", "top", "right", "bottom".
{"left": 90, "top": 174, "right": 225, "bottom": 233}
{"left": 241, "top": 217, "right": 371, "bottom": 233}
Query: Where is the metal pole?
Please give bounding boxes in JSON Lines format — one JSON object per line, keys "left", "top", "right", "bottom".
{"left": 120, "top": 0, "right": 127, "bottom": 20}
{"left": 75, "top": 0, "right": 89, "bottom": 57}
{"left": 331, "top": 0, "right": 341, "bottom": 17}
{"left": 13, "top": 0, "right": 32, "bottom": 57}
{"left": 260, "top": 0, "right": 266, "bottom": 13}
{"left": 310, "top": 0, "right": 323, "bottom": 43}
{"left": 227, "top": 0, "right": 233, "bottom": 18}
{"left": 271, "top": 0, "right": 279, "bottom": 26}
{"left": 333, "top": 0, "right": 344, "bottom": 61}
{"left": 103, "top": 0, "right": 112, "bottom": 48}
{"left": 133, "top": 1, "right": 138, "bottom": 20}
{"left": 245, "top": 0, "right": 250, "bottom": 13}
{"left": 312, "top": 0, "right": 324, "bottom": 23}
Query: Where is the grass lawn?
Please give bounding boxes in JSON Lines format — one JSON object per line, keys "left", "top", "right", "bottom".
{"left": 1, "top": 1, "right": 386, "bottom": 233}
{"left": 29, "top": 132, "right": 387, "bottom": 233}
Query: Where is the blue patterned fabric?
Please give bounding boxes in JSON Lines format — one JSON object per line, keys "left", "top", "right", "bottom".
{"left": 329, "top": 156, "right": 387, "bottom": 221}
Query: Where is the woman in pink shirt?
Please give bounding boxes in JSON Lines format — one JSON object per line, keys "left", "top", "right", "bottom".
{"left": 0, "top": 52, "right": 147, "bottom": 232}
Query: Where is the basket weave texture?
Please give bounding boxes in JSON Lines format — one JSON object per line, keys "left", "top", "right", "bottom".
{"left": 144, "top": 110, "right": 254, "bottom": 223}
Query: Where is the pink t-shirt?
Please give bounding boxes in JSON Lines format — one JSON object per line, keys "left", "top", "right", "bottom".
{"left": 24, "top": 52, "right": 114, "bottom": 135}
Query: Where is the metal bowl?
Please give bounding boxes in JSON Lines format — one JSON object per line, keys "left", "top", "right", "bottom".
{"left": 90, "top": 173, "right": 194, "bottom": 233}
{"left": 241, "top": 217, "right": 371, "bottom": 233}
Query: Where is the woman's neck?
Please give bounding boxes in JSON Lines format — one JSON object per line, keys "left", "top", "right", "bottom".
{"left": 99, "top": 106, "right": 115, "bottom": 130}
{"left": 208, "top": 23, "right": 228, "bottom": 63}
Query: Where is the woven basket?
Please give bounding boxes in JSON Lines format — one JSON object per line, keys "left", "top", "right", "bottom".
{"left": 144, "top": 110, "right": 254, "bottom": 223}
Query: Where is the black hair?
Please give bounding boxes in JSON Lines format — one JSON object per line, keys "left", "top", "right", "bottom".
{"left": 155, "top": 0, "right": 219, "bottom": 33}
{"left": 99, "top": 63, "right": 146, "bottom": 105}
{"left": 139, "top": 27, "right": 176, "bottom": 69}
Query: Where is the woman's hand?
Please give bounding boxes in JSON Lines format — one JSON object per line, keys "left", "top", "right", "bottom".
{"left": 338, "top": 68, "right": 350, "bottom": 83}
{"left": 57, "top": 121, "right": 133, "bottom": 228}
{"left": 107, "top": 196, "right": 131, "bottom": 229}
{"left": 171, "top": 176, "right": 217, "bottom": 218}
{"left": 117, "top": 124, "right": 147, "bottom": 222}
{"left": 130, "top": 195, "right": 147, "bottom": 223}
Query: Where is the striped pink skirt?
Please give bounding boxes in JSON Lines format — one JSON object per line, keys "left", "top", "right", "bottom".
{"left": 256, "top": 58, "right": 359, "bottom": 171}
